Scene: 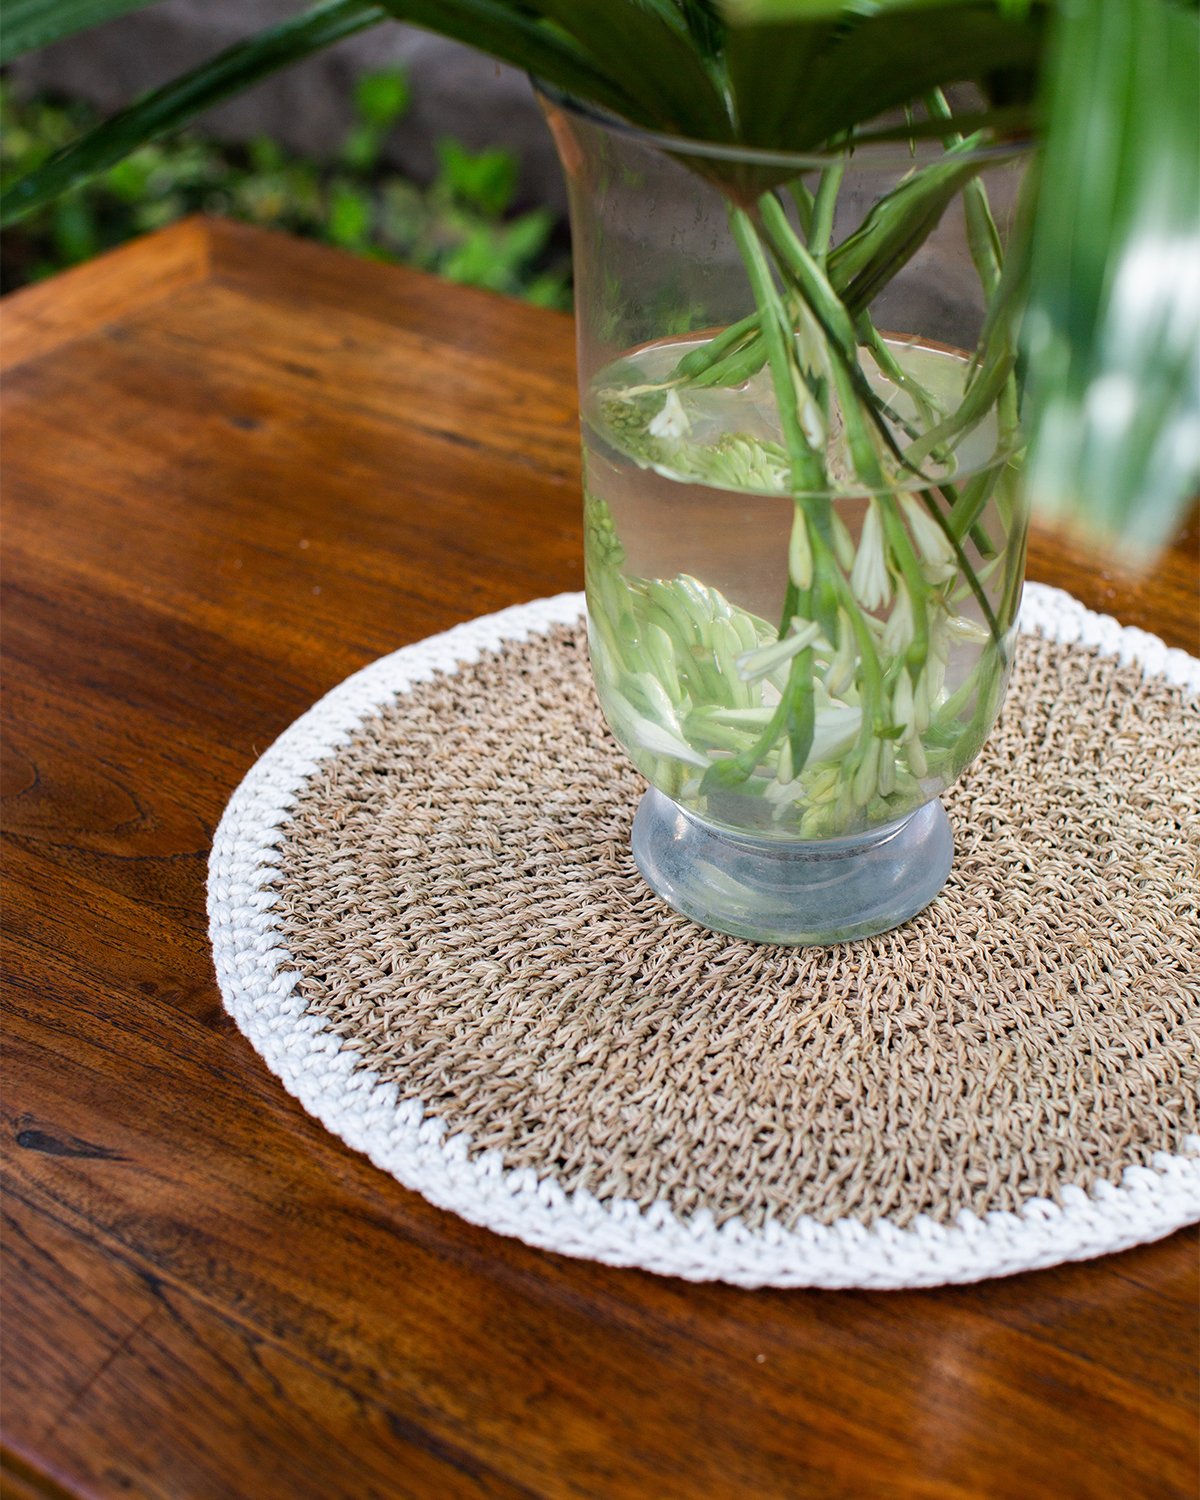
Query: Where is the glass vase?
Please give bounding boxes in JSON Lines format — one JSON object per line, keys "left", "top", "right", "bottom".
{"left": 542, "top": 90, "right": 1032, "bottom": 946}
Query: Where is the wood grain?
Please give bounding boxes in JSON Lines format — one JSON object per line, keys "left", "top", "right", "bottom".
{"left": 2, "top": 217, "right": 1197, "bottom": 1500}
{"left": 0, "top": 218, "right": 211, "bottom": 376}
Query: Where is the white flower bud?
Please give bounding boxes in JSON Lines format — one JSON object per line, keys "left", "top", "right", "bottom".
{"left": 788, "top": 512, "right": 814, "bottom": 589}
{"left": 892, "top": 671, "right": 915, "bottom": 736}
{"left": 735, "top": 618, "right": 823, "bottom": 682}
{"left": 808, "top": 766, "right": 842, "bottom": 803}
{"left": 926, "top": 651, "right": 947, "bottom": 708}
{"left": 792, "top": 364, "right": 827, "bottom": 451}
{"left": 648, "top": 388, "right": 690, "bottom": 440}
{"left": 945, "top": 614, "right": 991, "bottom": 645}
{"left": 852, "top": 740, "right": 880, "bottom": 807}
{"left": 830, "top": 510, "right": 858, "bottom": 572}
{"left": 877, "top": 742, "right": 896, "bottom": 797}
{"left": 809, "top": 705, "right": 863, "bottom": 764}
{"left": 929, "top": 608, "right": 951, "bottom": 665}
{"left": 913, "top": 670, "right": 932, "bottom": 734}
{"left": 882, "top": 590, "right": 915, "bottom": 657}
{"left": 824, "top": 611, "right": 858, "bottom": 698}
{"left": 776, "top": 736, "right": 794, "bottom": 786}
{"left": 900, "top": 493, "right": 957, "bottom": 583}
{"left": 850, "top": 501, "right": 892, "bottom": 611}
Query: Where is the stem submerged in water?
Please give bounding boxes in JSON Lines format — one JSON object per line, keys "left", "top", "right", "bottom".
{"left": 716, "top": 182, "right": 1011, "bottom": 797}
{"left": 585, "top": 137, "right": 1023, "bottom": 830}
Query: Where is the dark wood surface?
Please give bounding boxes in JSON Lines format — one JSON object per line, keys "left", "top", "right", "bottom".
{"left": 2, "top": 218, "right": 1197, "bottom": 1500}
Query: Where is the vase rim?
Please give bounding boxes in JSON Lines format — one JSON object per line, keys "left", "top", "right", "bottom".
{"left": 535, "top": 81, "right": 1034, "bottom": 171}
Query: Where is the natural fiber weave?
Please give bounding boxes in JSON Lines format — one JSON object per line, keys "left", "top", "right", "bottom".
{"left": 271, "top": 605, "right": 1199, "bottom": 1237}
{"left": 210, "top": 586, "right": 1200, "bottom": 1286}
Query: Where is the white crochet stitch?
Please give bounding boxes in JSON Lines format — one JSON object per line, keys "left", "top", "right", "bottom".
{"left": 207, "top": 583, "right": 1200, "bottom": 1288}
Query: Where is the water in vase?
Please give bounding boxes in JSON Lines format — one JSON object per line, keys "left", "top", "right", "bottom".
{"left": 582, "top": 334, "right": 1023, "bottom": 841}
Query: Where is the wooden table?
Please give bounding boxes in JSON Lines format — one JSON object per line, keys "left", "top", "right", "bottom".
{"left": 3, "top": 217, "right": 1197, "bottom": 1500}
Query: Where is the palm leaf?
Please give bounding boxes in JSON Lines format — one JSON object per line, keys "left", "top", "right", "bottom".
{"left": 717, "top": 3, "right": 1046, "bottom": 151}
{"left": 786, "top": 6, "right": 1044, "bottom": 151}
{"left": 723, "top": 18, "right": 833, "bottom": 146}
{"left": 0, "top": 0, "right": 652, "bottom": 227}
{"left": 520, "top": 0, "right": 734, "bottom": 139}
{"left": 373, "top": 0, "right": 646, "bottom": 124}
{"left": 848, "top": 103, "right": 1036, "bottom": 144}
{"left": 725, "top": 0, "right": 1004, "bottom": 14}
{"left": 827, "top": 137, "right": 1015, "bottom": 315}
{"left": 674, "top": 0, "right": 728, "bottom": 60}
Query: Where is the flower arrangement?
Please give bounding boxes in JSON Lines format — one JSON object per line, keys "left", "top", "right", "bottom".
{"left": 4, "top": 0, "right": 1195, "bottom": 933}
{"left": 4, "top": 0, "right": 1195, "bottom": 555}
{"left": 4, "top": 0, "right": 1194, "bottom": 546}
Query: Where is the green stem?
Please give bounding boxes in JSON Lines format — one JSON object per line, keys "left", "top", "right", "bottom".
{"left": 672, "top": 309, "right": 761, "bottom": 379}
{"left": 699, "top": 647, "right": 816, "bottom": 793}
{"left": 727, "top": 204, "right": 838, "bottom": 648}
{"left": 916, "top": 465, "right": 999, "bottom": 560}
{"left": 925, "top": 487, "right": 1006, "bottom": 649}
{"left": 756, "top": 185, "right": 1004, "bottom": 681}
{"left": 809, "top": 160, "right": 844, "bottom": 268}
{"left": 858, "top": 318, "right": 945, "bottom": 434}
{"left": 926, "top": 87, "right": 1020, "bottom": 445}
{"left": 829, "top": 557, "right": 887, "bottom": 740}
{"left": 786, "top": 179, "right": 814, "bottom": 240}
{"left": 876, "top": 497, "right": 931, "bottom": 678}
{"left": 756, "top": 191, "right": 924, "bottom": 482}
{"left": 728, "top": 207, "right": 826, "bottom": 496}
{"left": 689, "top": 333, "right": 768, "bottom": 388}
{"left": 682, "top": 164, "right": 1014, "bottom": 807}
{"left": 945, "top": 467, "right": 1000, "bottom": 543}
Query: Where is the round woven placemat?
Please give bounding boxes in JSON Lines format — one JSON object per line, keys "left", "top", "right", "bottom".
{"left": 209, "top": 584, "right": 1200, "bottom": 1288}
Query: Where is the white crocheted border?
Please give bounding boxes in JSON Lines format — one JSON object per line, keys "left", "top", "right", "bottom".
{"left": 208, "top": 582, "right": 1200, "bottom": 1289}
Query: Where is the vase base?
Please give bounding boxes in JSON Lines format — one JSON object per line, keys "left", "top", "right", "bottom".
{"left": 631, "top": 789, "right": 953, "bottom": 946}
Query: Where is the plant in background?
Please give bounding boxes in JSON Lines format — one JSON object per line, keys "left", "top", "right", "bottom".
{"left": 1, "top": 0, "right": 1196, "bottom": 936}
{"left": 0, "top": 70, "right": 570, "bottom": 305}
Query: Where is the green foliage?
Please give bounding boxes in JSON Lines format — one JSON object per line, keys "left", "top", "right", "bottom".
{"left": 341, "top": 66, "right": 411, "bottom": 170}
{"left": 0, "top": 0, "right": 1045, "bottom": 227}
{"left": 0, "top": 76, "right": 571, "bottom": 307}
{"left": 1020, "top": 0, "right": 1200, "bottom": 553}
{"left": 435, "top": 138, "right": 517, "bottom": 217}
{"left": 355, "top": 66, "right": 411, "bottom": 126}
{"left": 1, "top": 0, "right": 1195, "bottom": 547}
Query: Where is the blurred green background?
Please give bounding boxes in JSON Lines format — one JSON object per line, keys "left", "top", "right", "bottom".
{"left": 0, "top": 68, "right": 572, "bottom": 307}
